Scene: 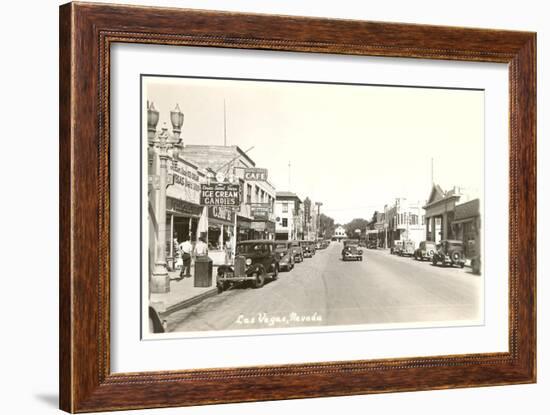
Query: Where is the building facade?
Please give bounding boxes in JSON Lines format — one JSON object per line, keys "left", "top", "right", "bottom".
{"left": 182, "top": 144, "right": 276, "bottom": 264}
{"left": 385, "top": 198, "right": 426, "bottom": 249}
{"left": 332, "top": 225, "right": 347, "bottom": 241}
{"left": 451, "top": 198, "right": 481, "bottom": 259}
{"left": 275, "top": 192, "right": 302, "bottom": 240}
{"left": 302, "top": 197, "right": 321, "bottom": 241}
{"left": 423, "top": 184, "right": 479, "bottom": 245}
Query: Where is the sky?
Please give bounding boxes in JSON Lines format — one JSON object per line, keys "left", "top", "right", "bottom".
{"left": 145, "top": 76, "right": 484, "bottom": 224}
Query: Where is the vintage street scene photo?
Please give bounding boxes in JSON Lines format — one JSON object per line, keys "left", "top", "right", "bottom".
{"left": 143, "top": 75, "right": 483, "bottom": 338}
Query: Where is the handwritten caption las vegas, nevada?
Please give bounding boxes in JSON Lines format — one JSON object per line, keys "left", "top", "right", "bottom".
{"left": 235, "top": 312, "right": 323, "bottom": 327}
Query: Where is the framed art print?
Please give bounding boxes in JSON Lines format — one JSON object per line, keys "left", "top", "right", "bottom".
{"left": 59, "top": 2, "right": 536, "bottom": 412}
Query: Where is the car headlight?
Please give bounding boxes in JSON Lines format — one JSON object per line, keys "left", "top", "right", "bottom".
{"left": 245, "top": 258, "right": 252, "bottom": 266}
{"left": 280, "top": 252, "right": 284, "bottom": 258}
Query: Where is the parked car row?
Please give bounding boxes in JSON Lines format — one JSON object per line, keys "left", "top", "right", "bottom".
{"left": 216, "top": 239, "right": 331, "bottom": 292}
{"left": 390, "top": 239, "right": 468, "bottom": 269}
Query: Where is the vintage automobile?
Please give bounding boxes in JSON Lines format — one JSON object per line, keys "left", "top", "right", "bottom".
{"left": 216, "top": 240, "right": 279, "bottom": 291}
{"left": 432, "top": 240, "right": 466, "bottom": 268}
{"left": 413, "top": 241, "right": 437, "bottom": 261}
{"left": 300, "top": 240, "right": 316, "bottom": 258}
{"left": 308, "top": 240, "right": 317, "bottom": 255}
{"left": 399, "top": 240, "right": 415, "bottom": 256}
{"left": 341, "top": 244, "right": 363, "bottom": 261}
{"left": 343, "top": 239, "right": 359, "bottom": 248}
{"left": 290, "top": 240, "right": 304, "bottom": 263}
{"left": 367, "top": 240, "right": 378, "bottom": 249}
{"left": 274, "top": 241, "right": 295, "bottom": 271}
{"left": 301, "top": 242, "right": 313, "bottom": 258}
{"left": 148, "top": 305, "right": 166, "bottom": 333}
{"left": 390, "top": 240, "right": 404, "bottom": 255}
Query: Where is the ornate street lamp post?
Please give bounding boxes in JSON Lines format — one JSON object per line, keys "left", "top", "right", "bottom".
{"left": 148, "top": 102, "right": 184, "bottom": 293}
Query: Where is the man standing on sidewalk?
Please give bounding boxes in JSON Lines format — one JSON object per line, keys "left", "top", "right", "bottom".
{"left": 178, "top": 237, "right": 193, "bottom": 278}
{"left": 195, "top": 236, "right": 209, "bottom": 257}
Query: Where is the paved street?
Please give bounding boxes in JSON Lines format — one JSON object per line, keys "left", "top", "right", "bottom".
{"left": 166, "top": 241, "right": 482, "bottom": 333}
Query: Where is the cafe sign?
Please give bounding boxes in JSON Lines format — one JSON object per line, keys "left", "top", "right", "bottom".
{"left": 200, "top": 183, "right": 240, "bottom": 206}
{"left": 208, "top": 206, "right": 235, "bottom": 225}
{"left": 244, "top": 167, "right": 268, "bottom": 182}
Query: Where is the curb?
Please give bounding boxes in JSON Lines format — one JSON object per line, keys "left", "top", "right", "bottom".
{"left": 159, "top": 287, "right": 219, "bottom": 318}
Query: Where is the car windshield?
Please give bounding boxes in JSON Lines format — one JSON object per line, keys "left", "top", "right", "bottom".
{"left": 237, "top": 243, "right": 270, "bottom": 254}
{"left": 275, "top": 243, "right": 288, "bottom": 251}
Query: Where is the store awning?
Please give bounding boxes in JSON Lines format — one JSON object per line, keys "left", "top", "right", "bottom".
{"left": 166, "top": 197, "right": 203, "bottom": 217}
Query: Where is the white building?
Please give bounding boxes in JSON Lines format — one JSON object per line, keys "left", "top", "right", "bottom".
{"left": 275, "top": 192, "right": 302, "bottom": 240}
{"left": 332, "top": 225, "right": 347, "bottom": 241}
{"left": 386, "top": 197, "right": 426, "bottom": 249}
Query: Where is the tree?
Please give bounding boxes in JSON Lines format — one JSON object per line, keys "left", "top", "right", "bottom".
{"left": 367, "top": 210, "right": 379, "bottom": 230}
{"left": 319, "top": 214, "right": 336, "bottom": 238}
{"left": 344, "top": 218, "right": 370, "bottom": 239}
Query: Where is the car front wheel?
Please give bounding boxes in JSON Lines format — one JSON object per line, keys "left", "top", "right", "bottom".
{"left": 252, "top": 271, "right": 265, "bottom": 288}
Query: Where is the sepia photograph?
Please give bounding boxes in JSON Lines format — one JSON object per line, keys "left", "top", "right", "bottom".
{"left": 143, "top": 75, "right": 484, "bottom": 338}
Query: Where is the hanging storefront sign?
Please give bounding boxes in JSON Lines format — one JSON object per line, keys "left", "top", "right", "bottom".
{"left": 244, "top": 167, "right": 268, "bottom": 181}
{"left": 200, "top": 183, "right": 240, "bottom": 206}
{"left": 208, "top": 206, "right": 235, "bottom": 226}
{"left": 250, "top": 203, "right": 271, "bottom": 220}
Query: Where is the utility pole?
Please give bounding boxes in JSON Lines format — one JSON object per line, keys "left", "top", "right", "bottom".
{"left": 315, "top": 202, "right": 323, "bottom": 239}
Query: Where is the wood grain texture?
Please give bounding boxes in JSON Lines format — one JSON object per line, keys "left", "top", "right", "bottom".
{"left": 59, "top": 2, "right": 536, "bottom": 413}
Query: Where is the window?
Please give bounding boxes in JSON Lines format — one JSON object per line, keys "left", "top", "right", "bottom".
{"left": 246, "top": 184, "right": 252, "bottom": 204}
{"left": 282, "top": 203, "right": 288, "bottom": 213}
{"left": 282, "top": 218, "right": 288, "bottom": 227}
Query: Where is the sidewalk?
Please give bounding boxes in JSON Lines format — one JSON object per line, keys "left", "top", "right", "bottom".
{"left": 150, "top": 263, "right": 219, "bottom": 317}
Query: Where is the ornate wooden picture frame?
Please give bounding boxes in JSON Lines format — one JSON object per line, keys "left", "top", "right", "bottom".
{"left": 59, "top": 2, "right": 536, "bottom": 412}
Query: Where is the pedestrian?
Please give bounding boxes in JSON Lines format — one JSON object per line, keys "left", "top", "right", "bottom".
{"left": 195, "top": 236, "right": 208, "bottom": 257}
{"left": 178, "top": 237, "right": 192, "bottom": 278}
{"left": 225, "top": 237, "right": 233, "bottom": 264}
